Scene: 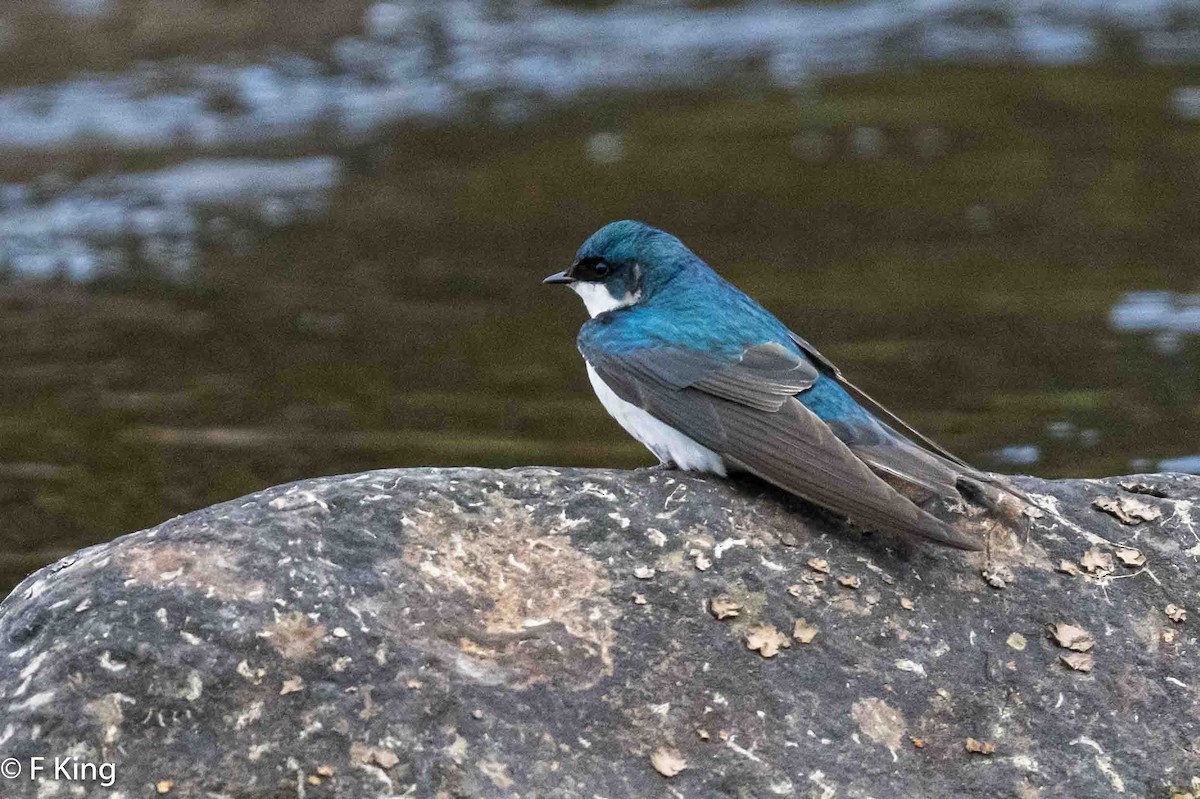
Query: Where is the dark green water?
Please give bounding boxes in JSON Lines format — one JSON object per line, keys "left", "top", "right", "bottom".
{"left": 3, "top": 65, "right": 1200, "bottom": 593}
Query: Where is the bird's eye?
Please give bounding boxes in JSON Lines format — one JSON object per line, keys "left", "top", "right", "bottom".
{"left": 573, "top": 257, "right": 612, "bottom": 281}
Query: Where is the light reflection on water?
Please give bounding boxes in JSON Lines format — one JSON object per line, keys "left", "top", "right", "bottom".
{"left": 2, "top": 1, "right": 1200, "bottom": 282}
{"left": 4, "top": 0, "right": 1187, "bottom": 155}
{"left": 1160, "top": 454, "right": 1200, "bottom": 472}
{"left": 1110, "top": 291, "right": 1200, "bottom": 355}
{"left": 0, "top": 158, "right": 340, "bottom": 279}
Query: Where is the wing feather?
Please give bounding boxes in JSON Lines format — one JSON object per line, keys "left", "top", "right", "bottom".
{"left": 690, "top": 342, "right": 818, "bottom": 411}
{"left": 786, "top": 330, "right": 972, "bottom": 468}
{"left": 582, "top": 336, "right": 981, "bottom": 551}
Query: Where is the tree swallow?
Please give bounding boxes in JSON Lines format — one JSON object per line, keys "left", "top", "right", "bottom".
{"left": 544, "top": 220, "right": 1016, "bottom": 551}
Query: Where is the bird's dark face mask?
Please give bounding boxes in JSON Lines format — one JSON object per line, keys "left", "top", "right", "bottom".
{"left": 543, "top": 258, "right": 642, "bottom": 318}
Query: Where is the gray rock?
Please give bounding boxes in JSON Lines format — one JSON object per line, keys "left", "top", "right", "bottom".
{"left": 0, "top": 467, "right": 1198, "bottom": 797}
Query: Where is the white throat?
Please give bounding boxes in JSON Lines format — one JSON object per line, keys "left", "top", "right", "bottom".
{"left": 571, "top": 282, "right": 640, "bottom": 318}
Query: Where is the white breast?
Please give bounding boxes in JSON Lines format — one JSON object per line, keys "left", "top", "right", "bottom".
{"left": 586, "top": 363, "right": 726, "bottom": 475}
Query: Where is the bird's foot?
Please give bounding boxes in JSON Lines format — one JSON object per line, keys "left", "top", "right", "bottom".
{"left": 636, "top": 462, "right": 678, "bottom": 474}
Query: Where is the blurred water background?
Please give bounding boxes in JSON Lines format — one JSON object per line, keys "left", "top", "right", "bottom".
{"left": 2, "top": 0, "right": 1200, "bottom": 592}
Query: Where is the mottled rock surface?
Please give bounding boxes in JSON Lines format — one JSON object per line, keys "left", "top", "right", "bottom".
{"left": 1, "top": 467, "right": 1198, "bottom": 798}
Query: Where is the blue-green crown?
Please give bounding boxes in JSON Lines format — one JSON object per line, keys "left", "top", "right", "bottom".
{"left": 575, "top": 220, "right": 699, "bottom": 296}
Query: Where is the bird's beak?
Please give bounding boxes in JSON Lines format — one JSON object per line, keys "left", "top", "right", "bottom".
{"left": 542, "top": 270, "right": 575, "bottom": 285}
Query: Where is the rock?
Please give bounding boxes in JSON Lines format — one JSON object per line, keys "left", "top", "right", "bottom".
{"left": 0, "top": 467, "right": 1198, "bottom": 797}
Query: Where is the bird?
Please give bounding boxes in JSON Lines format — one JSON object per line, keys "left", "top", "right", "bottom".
{"left": 543, "top": 220, "right": 1020, "bottom": 551}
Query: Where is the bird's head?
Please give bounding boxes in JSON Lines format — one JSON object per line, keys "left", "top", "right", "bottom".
{"left": 543, "top": 220, "right": 695, "bottom": 317}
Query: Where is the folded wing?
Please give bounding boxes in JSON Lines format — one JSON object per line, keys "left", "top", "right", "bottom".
{"left": 787, "top": 329, "right": 1029, "bottom": 507}
{"left": 786, "top": 330, "right": 971, "bottom": 467}
{"left": 581, "top": 336, "right": 982, "bottom": 551}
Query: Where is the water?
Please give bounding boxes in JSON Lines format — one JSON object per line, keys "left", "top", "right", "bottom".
{"left": 0, "top": 158, "right": 340, "bottom": 278}
{"left": 4, "top": 0, "right": 1200, "bottom": 278}
{"left": 1, "top": 0, "right": 1200, "bottom": 592}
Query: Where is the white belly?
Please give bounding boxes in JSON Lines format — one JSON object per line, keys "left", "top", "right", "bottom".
{"left": 585, "top": 363, "right": 726, "bottom": 475}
